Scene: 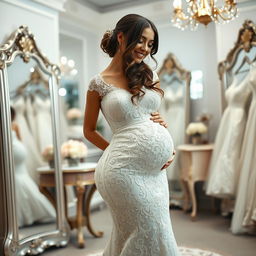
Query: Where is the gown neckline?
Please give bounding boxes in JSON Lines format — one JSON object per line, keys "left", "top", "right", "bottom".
{"left": 98, "top": 73, "right": 132, "bottom": 94}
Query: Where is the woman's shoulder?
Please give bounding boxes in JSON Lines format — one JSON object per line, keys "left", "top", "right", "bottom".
{"left": 88, "top": 74, "right": 112, "bottom": 97}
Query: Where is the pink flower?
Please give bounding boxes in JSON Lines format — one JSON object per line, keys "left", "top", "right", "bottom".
{"left": 61, "top": 140, "right": 88, "bottom": 159}
{"left": 42, "top": 145, "right": 54, "bottom": 161}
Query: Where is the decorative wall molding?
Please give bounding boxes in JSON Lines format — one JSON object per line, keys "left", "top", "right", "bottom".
{"left": 31, "top": 0, "right": 67, "bottom": 12}
{"left": 3, "top": 0, "right": 58, "bottom": 20}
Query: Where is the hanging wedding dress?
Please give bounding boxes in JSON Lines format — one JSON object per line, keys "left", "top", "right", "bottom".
{"left": 34, "top": 96, "right": 53, "bottom": 153}
{"left": 231, "top": 67, "right": 256, "bottom": 234}
{"left": 12, "top": 97, "right": 43, "bottom": 183}
{"left": 12, "top": 130, "right": 56, "bottom": 227}
{"left": 26, "top": 96, "right": 38, "bottom": 145}
{"left": 89, "top": 73, "right": 179, "bottom": 256}
{"left": 206, "top": 73, "right": 252, "bottom": 198}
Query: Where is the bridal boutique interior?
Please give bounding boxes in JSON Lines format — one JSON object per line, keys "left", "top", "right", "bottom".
{"left": 1, "top": 0, "right": 256, "bottom": 256}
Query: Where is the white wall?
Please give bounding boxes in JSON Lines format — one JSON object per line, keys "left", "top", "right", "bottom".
{"left": 0, "top": 0, "right": 60, "bottom": 62}
{"left": 59, "top": 0, "right": 256, "bottom": 142}
{"left": 215, "top": 7, "right": 256, "bottom": 62}
{"left": 156, "top": 23, "right": 220, "bottom": 141}
{"left": 59, "top": 17, "right": 101, "bottom": 109}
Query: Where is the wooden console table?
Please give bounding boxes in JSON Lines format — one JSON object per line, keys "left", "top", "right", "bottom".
{"left": 177, "top": 144, "right": 214, "bottom": 220}
{"left": 37, "top": 162, "right": 103, "bottom": 248}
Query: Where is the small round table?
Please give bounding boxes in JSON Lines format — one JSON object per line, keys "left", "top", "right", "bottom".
{"left": 37, "top": 162, "right": 103, "bottom": 248}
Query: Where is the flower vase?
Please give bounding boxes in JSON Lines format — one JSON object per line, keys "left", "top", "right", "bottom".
{"left": 48, "top": 159, "right": 55, "bottom": 168}
{"left": 67, "top": 158, "right": 79, "bottom": 167}
{"left": 191, "top": 135, "right": 202, "bottom": 145}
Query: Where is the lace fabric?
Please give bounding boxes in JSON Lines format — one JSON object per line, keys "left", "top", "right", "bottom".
{"left": 88, "top": 72, "right": 179, "bottom": 256}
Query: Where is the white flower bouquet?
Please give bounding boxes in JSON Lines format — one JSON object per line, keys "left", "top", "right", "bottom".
{"left": 186, "top": 122, "right": 208, "bottom": 136}
{"left": 42, "top": 145, "right": 54, "bottom": 161}
{"left": 61, "top": 140, "right": 88, "bottom": 160}
{"left": 66, "top": 108, "right": 82, "bottom": 120}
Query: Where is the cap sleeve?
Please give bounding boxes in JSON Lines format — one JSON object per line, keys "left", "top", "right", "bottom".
{"left": 88, "top": 75, "right": 112, "bottom": 97}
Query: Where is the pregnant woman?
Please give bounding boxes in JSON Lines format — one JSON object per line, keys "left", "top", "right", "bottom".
{"left": 83, "top": 14, "right": 179, "bottom": 256}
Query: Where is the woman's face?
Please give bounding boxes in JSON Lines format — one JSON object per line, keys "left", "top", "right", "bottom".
{"left": 131, "top": 27, "right": 155, "bottom": 64}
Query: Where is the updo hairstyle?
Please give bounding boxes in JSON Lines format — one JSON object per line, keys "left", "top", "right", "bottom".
{"left": 100, "top": 14, "right": 163, "bottom": 103}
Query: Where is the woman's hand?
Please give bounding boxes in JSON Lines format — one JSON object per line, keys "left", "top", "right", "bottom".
{"left": 161, "top": 150, "right": 176, "bottom": 170}
{"left": 150, "top": 112, "right": 168, "bottom": 128}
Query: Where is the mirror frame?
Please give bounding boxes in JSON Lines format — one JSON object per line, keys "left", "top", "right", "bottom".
{"left": 218, "top": 20, "right": 256, "bottom": 112}
{"left": 158, "top": 52, "right": 191, "bottom": 143}
{"left": 0, "top": 26, "right": 70, "bottom": 255}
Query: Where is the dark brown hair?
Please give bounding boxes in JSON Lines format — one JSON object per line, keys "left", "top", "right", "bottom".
{"left": 11, "top": 106, "right": 15, "bottom": 122}
{"left": 100, "top": 14, "right": 163, "bottom": 103}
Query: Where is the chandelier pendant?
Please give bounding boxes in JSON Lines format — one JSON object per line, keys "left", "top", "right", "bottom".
{"left": 172, "top": 0, "right": 238, "bottom": 30}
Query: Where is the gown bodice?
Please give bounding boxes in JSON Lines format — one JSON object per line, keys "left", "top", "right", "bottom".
{"left": 225, "top": 77, "right": 251, "bottom": 108}
{"left": 34, "top": 96, "right": 51, "bottom": 114}
{"left": 13, "top": 97, "right": 26, "bottom": 116}
{"left": 89, "top": 74, "right": 162, "bottom": 133}
{"left": 12, "top": 131, "right": 27, "bottom": 168}
{"left": 164, "top": 87, "right": 184, "bottom": 109}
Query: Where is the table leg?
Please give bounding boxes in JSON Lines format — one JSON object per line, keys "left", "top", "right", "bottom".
{"left": 85, "top": 184, "right": 104, "bottom": 238}
{"left": 76, "top": 184, "right": 86, "bottom": 248}
{"left": 64, "top": 186, "right": 69, "bottom": 219}
{"left": 39, "top": 186, "right": 56, "bottom": 209}
{"left": 180, "top": 179, "right": 190, "bottom": 212}
{"left": 188, "top": 179, "right": 197, "bottom": 221}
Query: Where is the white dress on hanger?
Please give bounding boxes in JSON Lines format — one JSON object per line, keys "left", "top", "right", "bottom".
{"left": 231, "top": 68, "right": 256, "bottom": 234}
{"left": 34, "top": 96, "right": 53, "bottom": 153}
{"left": 12, "top": 130, "right": 56, "bottom": 227}
{"left": 206, "top": 74, "right": 252, "bottom": 198}
{"left": 89, "top": 73, "right": 179, "bottom": 256}
{"left": 12, "top": 97, "right": 43, "bottom": 183}
{"left": 25, "top": 96, "right": 38, "bottom": 145}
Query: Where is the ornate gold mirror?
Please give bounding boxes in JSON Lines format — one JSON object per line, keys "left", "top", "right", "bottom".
{"left": 218, "top": 20, "right": 256, "bottom": 112}
{"left": 158, "top": 53, "right": 191, "bottom": 205}
{"left": 0, "top": 26, "right": 69, "bottom": 255}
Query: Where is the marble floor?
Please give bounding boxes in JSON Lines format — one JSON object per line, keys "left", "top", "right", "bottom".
{"left": 42, "top": 205, "right": 256, "bottom": 256}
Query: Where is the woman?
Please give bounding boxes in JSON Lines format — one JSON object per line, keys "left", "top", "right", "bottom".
{"left": 83, "top": 14, "right": 179, "bottom": 256}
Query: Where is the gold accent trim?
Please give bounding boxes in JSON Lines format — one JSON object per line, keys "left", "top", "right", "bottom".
{"left": 0, "top": 25, "right": 60, "bottom": 81}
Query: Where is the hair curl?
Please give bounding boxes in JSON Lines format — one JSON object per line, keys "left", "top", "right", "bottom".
{"left": 100, "top": 14, "right": 163, "bottom": 103}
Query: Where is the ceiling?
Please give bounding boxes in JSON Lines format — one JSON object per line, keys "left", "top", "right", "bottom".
{"left": 74, "top": 0, "right": 255, "bottom": 13}
{"left": 74, "top": 0, "right": 164, "bottom": 13}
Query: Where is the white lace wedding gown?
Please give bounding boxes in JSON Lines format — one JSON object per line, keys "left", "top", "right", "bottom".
{"left": 88, "top": 73, "right": 180, "bottom": 256}
{"left": 231, "top": 68, "right": 256, "bottom": 234}
{"left": 34, "top": 96, "right": 53, "bottom": 153}
{"left": 206, "top": 74, "right": 252, "bottom": 198}
{"left": 26, "top": 96, "right": 38, "bottom": 144}
{"left": 12, "top": 130, "right": 56, "bottom": 227}
{"left": 12, "top": 97, "right": 43, "bottom": 183}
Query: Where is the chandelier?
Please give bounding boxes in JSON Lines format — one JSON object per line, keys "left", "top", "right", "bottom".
{"left": 172, "top": 0, "right": 238, "bottom": 30}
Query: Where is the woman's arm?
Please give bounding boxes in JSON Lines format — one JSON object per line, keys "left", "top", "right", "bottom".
{"left": 12, "top": 122, "right": 22, "bottom": 140}
{"left": 83, "top": 90, "right": 109, "bottom": 151}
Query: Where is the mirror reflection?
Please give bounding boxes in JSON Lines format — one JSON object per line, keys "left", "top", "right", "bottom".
{"left": 9, "top": 57, "right": 57, "bottom": 239}
{"left": 158, "top": 53, "right": 191, "bottom": 206}
{"left": 190, "top": 70, "right": 203, "bottom": 100}
{"left": 225, "top": 47, "right": 256, "bottom": 90}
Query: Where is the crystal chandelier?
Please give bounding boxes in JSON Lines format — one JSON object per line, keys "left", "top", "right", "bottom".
{"left": 172, "top": 0, "right": 238, "bottom": 30}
